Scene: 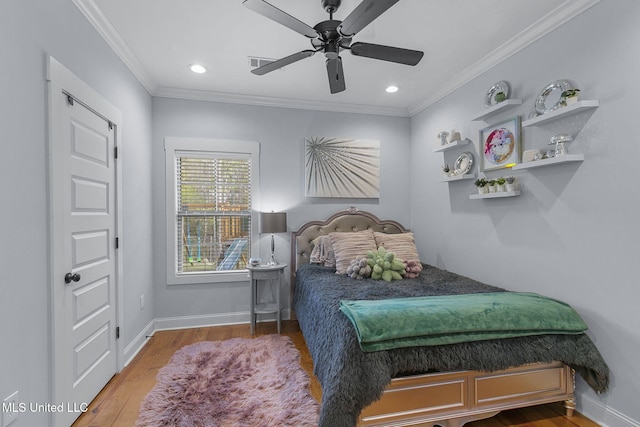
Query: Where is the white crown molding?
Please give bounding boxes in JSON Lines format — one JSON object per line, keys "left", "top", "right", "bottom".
{"left": 154, "top": 86, "right": 411, "bottom": 117}
{"left": 72, "top": 0, "right": 157, "bottom": 94}
{"left": 75, "top": 0, "right": 599, "bottom": 117}
{"left": 407, "top": 0, "right": 602, "bottom": 116}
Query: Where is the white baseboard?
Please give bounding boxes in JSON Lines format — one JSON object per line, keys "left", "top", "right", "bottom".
{"left": 122, "top": 310, "right": 291, "bottom": 368}
{"left": 580, "top": 394, "right": 639, "bottom": 427}
{"left": 123, "top": 319, "right": 155, "bottom": 367}
{"left": 154, "top": 311, "right": 250, "bottom": 332}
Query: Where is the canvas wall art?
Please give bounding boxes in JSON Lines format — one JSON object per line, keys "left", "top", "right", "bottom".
{"left": 305, "top": 137, "right": 380, "bottom": 198}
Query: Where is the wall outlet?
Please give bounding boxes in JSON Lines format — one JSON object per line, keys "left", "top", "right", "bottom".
{"left": 140, "top": 294, "right": 144, "bottom": 310}
{"left": 2, "top": 391, "right": 19, "bottom": 427}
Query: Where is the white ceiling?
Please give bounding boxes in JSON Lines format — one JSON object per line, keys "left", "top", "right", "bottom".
{"left": 75, "top": 0, "right": 599, "bottom": 116}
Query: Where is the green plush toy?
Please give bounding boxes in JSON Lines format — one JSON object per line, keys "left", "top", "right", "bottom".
{"left": 366, "top": 247, "right": 406, "bottom": 281}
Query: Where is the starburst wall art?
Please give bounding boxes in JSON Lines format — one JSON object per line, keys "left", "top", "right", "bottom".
{"left": 305, "top": 137, "right": 380, "bottom": 198}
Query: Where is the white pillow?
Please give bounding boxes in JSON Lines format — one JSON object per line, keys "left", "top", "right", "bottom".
{"left": 329, "top": 230, "right": 377, "bottom": 274}
{"left": 373, "top": 232, "right": 421, "bottom": 264}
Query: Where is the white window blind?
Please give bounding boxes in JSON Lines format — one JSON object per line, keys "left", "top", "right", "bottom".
{"left": 176, "top": 153, "right": 251, "bottom": 274}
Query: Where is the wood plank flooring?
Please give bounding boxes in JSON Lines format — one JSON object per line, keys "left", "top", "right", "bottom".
{"left": 72, "top": 321, "right": 598, "bottom": 427}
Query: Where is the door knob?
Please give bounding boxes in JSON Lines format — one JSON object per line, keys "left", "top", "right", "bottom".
{"left": 64, "top": 272, "right": 81, "bottom": 284}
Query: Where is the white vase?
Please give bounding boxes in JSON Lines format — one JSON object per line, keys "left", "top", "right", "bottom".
{"left": 497, "top": 184, "right": 506, "bottom": 192}
{"left": 488, "top": 185, "right": 497, "bottom": 193}
{"left": 506, "top": 183, "right": 516, "bottom": 192}
{"left": 565, "top": 96, "right": 578, "bottom": 106}
{"left": 478, "top": 186, "right": 488, "bottom": 194}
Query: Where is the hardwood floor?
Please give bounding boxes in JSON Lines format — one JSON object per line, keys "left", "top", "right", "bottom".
{"left": 72, "top": 321, "right": 598, "bottom": 427}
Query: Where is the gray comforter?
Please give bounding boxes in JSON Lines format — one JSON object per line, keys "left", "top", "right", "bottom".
{"left": 292, "top": 263, "right": 609, "bottom": 427}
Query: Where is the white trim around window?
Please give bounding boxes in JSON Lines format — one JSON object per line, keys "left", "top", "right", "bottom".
{"left": 165, "top": 137, "right": 260, "bottom": 285}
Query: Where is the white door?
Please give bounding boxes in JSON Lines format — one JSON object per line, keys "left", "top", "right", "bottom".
{"left": 48, "top": 57, "right": 121, "bottom": 427}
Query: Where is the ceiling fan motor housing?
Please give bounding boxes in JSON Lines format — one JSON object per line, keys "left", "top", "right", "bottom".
{"left": 313, "top": 20, "right": 347, "bottom": 59}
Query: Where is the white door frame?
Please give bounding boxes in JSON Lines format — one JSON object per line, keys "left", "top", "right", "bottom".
{"left": 46, "top": 55, "right": 125, "bottom": 425}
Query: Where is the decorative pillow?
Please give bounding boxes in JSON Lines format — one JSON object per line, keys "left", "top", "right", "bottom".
{"left": 309, "top": 235, "right": 336, "bottom": 268}
{"left": 329, "top": 230, "right": 377, "bottom": 274}
{"left": 373, "top": 232, "right": 421, "bottom": 264}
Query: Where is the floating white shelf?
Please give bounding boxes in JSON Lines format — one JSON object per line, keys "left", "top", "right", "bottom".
{"left": 469, "top": 190, "right": 521, "bottom": 200}
{"left": 512, "top": 154, "right": 584, "bottom": 170}
{"left": 439, "top": 173, "right": 476, "bottom": 183}
{"left": 433, "top": 138, "right": 472, "bottom": 153}
{"left": 522, "top": 100, "right": 599, "bottom": 127}
{"left": 471, "top": 99, "right": 523, "bottom": 121}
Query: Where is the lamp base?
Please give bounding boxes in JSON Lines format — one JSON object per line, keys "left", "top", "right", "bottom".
{"left": 267, "top": 234, "right": 278, "bottom": 266}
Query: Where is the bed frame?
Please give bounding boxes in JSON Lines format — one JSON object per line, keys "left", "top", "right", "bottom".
{"left": 291, "top": 207, "right": 576, "bottom": 427}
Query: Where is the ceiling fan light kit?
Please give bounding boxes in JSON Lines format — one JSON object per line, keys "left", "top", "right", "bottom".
{"left": 243, "top": 0, "right": 424, "bottom": 94}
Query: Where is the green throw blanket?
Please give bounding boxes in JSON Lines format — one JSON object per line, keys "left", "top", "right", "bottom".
{"left": 339, "top": 292, "right": 588, "bottom": 352}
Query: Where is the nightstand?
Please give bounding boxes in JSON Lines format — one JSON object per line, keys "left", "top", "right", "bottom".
{"left": 247, "top": 264, "right": 286, "bottom": 335}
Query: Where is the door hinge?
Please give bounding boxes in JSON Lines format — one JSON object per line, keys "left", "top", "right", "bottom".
{"left": 115, "top": 237, "right": 119, "bottom": 249}
{"left": 116, "top": 326, "right": 120, "bottom": 339}
{"left": 108, "top": 121, "right": 114, "bottom": 131}
{"left": 114, "top": 146, "right": 118, "bottom": 159}
{"left": 67, "top": 94, "right": 74, "bottom": 106}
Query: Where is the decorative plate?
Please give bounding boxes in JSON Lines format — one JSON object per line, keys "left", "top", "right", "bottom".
{"left": 534, "top": 80, "right": 572, "bottom": 115}
{"left": 454, "top": 151, "right": 474, "bottom": 175}
{"left": 484, "top": 81, "right": 510, "bottom": 107}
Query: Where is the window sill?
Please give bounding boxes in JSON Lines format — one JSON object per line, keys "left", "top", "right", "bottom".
{"left": 167, "top": 269, "right": 249, "bottom": 286}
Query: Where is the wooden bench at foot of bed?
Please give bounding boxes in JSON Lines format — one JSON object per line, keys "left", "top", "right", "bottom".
{"left": 358, "top": 362, "right": 575, "bottom": 427}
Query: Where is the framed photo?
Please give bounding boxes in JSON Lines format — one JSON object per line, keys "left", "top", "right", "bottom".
{"left": 479, "top": 117, "right": 521, "bottom": 171}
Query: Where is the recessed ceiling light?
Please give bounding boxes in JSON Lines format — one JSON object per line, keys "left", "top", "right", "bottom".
{"left": 189, "top": 64, "right": 207, "bottom": 74}
{"left": 385, "top": 85, "right": 399, "bottom": 93}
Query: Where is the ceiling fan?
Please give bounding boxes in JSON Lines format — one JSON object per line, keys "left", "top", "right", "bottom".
{"left": 243, "top": 0, "right": 424, "bottom": 94}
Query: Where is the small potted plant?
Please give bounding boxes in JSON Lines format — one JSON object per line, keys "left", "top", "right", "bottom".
{"left": 494, "top": 91, "right": 506, "bottom": 103}
{"left": 561, "top": 89, "right": 580, "bottom": 106}
{"left": 474, "top": 178, "right": 488, "bottom": 194}
{"left": 495, "top": 177, "right": 506, "bottom": 192}
{"left": 488, "top": 179, "right": 497, "bottom": 193}
{"left": 442, "top": 164, "right": 451, "bottom": 177}
{"left": 505, "top": 176, "right": 517, "bottom": 192}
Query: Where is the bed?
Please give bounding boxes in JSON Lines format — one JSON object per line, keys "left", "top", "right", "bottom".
{"left": 291, "top": 208, "right": 609, "bottom": 427}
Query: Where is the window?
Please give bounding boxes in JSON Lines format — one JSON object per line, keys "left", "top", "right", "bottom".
{"left": 165, "top": 138, "right": 260, "bottom": 284}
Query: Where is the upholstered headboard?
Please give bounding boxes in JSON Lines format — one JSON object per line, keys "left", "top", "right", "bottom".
{"left": 290, "top": 207, "right": 408, "bottom": 277}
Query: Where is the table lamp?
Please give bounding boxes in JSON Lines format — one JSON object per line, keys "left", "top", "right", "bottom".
{"left": 260, "top": 212, "right": 287, "bottom": 265}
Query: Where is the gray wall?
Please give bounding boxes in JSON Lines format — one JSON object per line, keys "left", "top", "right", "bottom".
{"left": 0, "top": 1, "right": 154, "bottom": 425}
{"left": 152, "top": 97, "right": 411, "bottom": 319}
{"left": 410, "top": 0, "right": 639, "bottom": 423}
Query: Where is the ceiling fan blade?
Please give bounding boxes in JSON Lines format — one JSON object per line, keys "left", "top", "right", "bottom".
{"left": 339, "top": 0, "right": 400, "bottom": 37}
{"left": 350, "top": 42, "right": 424, "bottom": 66}
{"left": 243, "top": 0, "right": 318, "bottom": 39}
{"left": 326, "top": 57, "right": 346, "bottom": 94}
{"left": 251, "top": 50, "right": 316, "bottom": 75}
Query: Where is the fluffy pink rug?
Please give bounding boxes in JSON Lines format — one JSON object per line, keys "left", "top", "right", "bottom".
{"left": 136, "top": 335, "right": 319, "bottom": 427}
